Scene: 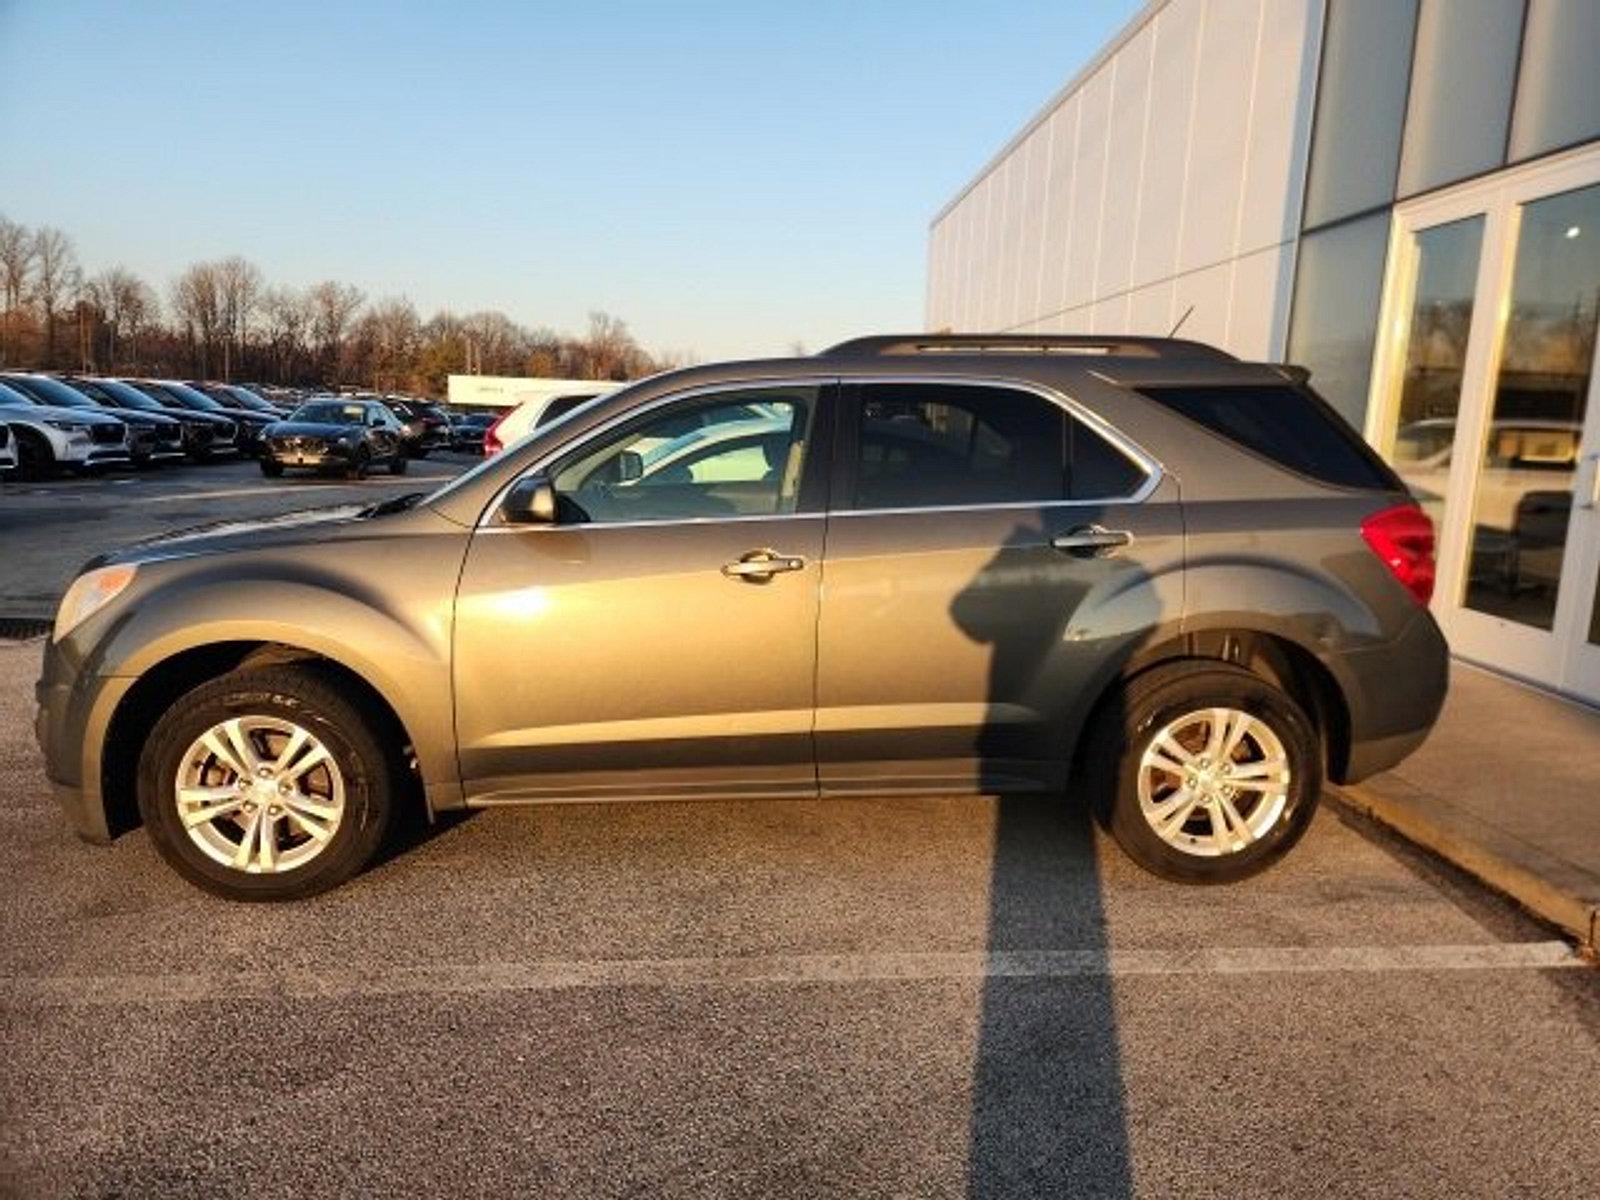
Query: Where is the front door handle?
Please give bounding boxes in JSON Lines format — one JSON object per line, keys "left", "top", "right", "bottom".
{"left": 1051, "top": 525, "right": 1133, "bottom": 557}
{"left": 722, "top": 549, "right": 807, "bottom": 582}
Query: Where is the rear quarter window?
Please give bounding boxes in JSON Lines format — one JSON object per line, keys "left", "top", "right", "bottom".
{"left": 1138, "top": 384, "right": 1399, "bottom": 491}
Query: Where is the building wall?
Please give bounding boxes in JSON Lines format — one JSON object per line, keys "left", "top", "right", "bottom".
{"left": 926, "top": 0, "right": 1324, "bottom": 361}
{"left": 1288, "top": 0, "right": 1600, "bottom": 426}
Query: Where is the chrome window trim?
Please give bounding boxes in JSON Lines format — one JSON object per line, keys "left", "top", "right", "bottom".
{"left": 477, "top": 373, "right": 1163, "bottom": 529}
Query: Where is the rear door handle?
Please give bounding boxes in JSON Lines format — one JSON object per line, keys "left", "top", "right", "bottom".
{"left": 1051, "top": 525, "right": 1133, "bottom": 557}
{"left": 722, "top": 549, "right": 807, "bottom": 582}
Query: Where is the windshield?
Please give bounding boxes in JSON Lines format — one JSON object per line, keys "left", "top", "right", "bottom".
{"left": 226, "top": 387, "right": 279, "bottom": 412}
{"left": 3, "top": 375, "right": 96, "bottom": 408}
{"left": 89, "top": 379, "right": 164, "bottom": 410}
{"left": 0, "top": 380, "right": 35, "bottom": 407}
{"left": 152, "top": 381, "right": 227, "bottom": 411}
{"left": 292, "top": 401, "right": 368, "bottom": 425}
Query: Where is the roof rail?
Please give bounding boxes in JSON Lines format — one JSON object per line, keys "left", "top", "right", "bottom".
{"left": 819, "top": 333, "right": 1235, "bottom": 361}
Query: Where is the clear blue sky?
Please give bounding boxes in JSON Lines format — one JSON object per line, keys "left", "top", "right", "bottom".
{"left": 0, "top": 0, "right": 1138, "bottom": 360}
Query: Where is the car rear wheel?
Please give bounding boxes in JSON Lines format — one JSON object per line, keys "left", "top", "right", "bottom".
{"left": 136, "top": 666, "right": 399, "bottom": 900}
{"left": 1088, "top": 661, "right": 1321, "bottom": 883}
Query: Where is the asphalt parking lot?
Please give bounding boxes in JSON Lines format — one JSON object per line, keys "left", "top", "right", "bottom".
{"left": 2, "top": 457, "right": 1598, "bottom": 1198}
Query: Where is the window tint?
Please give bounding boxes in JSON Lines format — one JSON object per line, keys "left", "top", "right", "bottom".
{"left": 848, "top": 383, "right": 1144, "bottom": 509}
{"left": 1139, "top": 384, "right": 1399, "bottom": 491}
{"left": 552, "top": 388, "right": 816, "bottom": 523}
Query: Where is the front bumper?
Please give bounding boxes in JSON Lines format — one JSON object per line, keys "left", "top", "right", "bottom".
{"left": 34, "top": 638, "right": 133, "bottom": 844}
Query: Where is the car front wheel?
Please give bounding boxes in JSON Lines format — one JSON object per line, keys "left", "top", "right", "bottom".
{"left": 1088, "top": 661, "right": 1321, "bottom": 884}
{"left": 136, "top": 666, "right": 398, "bottom": 900}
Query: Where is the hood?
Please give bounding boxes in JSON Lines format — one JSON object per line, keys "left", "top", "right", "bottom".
{"left": 108, "top": 502, "right": 372, "bottom": 564}
{"left": 265, "top": 420, "right": 363, "bottom": 439}
{"left": 0, "top": 401, "right": 124, "bottom": 426}
{"left": 103, "top": 407, "right": 181, "bottom": 428}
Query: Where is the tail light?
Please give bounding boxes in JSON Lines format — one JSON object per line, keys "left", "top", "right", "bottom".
{"left": 1361, "top": 504, "right": 1436, "bottom": 606}
{"left": 484, "top": 411, "right": 509, "bottom": 456}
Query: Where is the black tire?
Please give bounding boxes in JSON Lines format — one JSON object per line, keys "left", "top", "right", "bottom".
{"left": 347, "top": 447, "right": 370, "bottom": 480}
{"left": 1086, "top": 661, "right": 1322, "bottom": 884}
{"left": 136, "top": 666, "right": 399, "bottom": 901}
{"left": 388, "top": 451, "right": 408, "bottom": 475}
{"left": 410, "top": 445, "right": 429, "bottom": 459}
{"left": 13, "top": 428, "right": 56, "bottom": 480}
{"left": 260, "top": 459, "right": 284, "bottom": 478}
{"left": 187, "top": 446, "right": 213, "bottom": 464}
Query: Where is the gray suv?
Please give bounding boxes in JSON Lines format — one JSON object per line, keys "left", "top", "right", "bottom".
{"left": 36, "top": 335, "right": 1448, "bottom": 900}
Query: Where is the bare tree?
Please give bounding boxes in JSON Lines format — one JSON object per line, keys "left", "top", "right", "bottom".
{"left": 260, "top": 286, "right": 314, "bottom": 381}
{"left": 308, "top": 280, "right": 365, "bottom": 381}
{"left": 215, "top": 256, "right": 263, "bottom": 379}
{"left": 0, "top": 215, "right": 34, "bottom": 364}
{"left": 352, "top": 296, "right": 420, "bottom": 391}
{"left": 170, "top": 261, "right": 224, "bottom": 376}
{"left": 32, "top": 227, "right": 80, "bottom": 367}
{"left": 87, "top": 266, "right": 157, "bottom": 370}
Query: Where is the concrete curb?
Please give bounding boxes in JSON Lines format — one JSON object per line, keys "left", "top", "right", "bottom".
{"left": 1331, "top": 778, "right": 1600, "bottom": 952}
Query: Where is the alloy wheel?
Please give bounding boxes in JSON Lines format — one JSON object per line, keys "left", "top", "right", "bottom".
{"left": 173, "top": 716, "right": 345, "bottom": 874}
{"left": 1136, "top": 707, "right": 1291, "bottom": 857}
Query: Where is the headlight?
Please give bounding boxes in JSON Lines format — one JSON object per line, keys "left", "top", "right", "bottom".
{"left": 53, "top": 564, "right": 138, "bottom": 642}
{"left": 44, "top": 418, "right": 90, "bottom": 433}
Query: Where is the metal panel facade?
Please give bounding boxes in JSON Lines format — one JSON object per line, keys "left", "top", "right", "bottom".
{"left": 926, "top": 0, "right": 1324, "bottom": 360}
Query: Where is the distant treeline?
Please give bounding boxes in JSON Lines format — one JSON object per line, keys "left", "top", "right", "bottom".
{"left": 0, "top": 214, "right": 689, "bottom": 394}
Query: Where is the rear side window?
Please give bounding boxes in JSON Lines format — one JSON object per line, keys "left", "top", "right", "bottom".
{"left": 1139, "top": 384, "right": 1398, "bottom": 490}
{"left": 848, "top": 382, "right": 1147, "bottom": 509}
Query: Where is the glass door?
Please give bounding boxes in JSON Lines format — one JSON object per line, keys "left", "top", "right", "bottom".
{"left": 1369, "top": 145, "right": 1600, "bottom": 704}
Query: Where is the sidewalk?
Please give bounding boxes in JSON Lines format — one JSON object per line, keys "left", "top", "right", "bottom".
{"left": 1335, "top": 660, "right": 1600, "bottom": 951}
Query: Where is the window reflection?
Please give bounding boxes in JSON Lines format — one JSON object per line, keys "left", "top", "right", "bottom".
{"left": 1464, "top": 183, "right": 1600, "bottom": 629}
{"left": 1384, "top": 217, "right": 1485, "bottom": 531}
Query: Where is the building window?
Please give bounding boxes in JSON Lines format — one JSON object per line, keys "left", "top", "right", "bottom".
{"left": 1285, "top": 212, "right": 1391, "bottom": 429}
{"left": 1397, "top": 0, "right": 1523, "bottom": 198}
{"left": 1301, "top": 0, "right": 1419, "bottom": 230}
{"left": 1508, "top": 0, "right": 1600, "bottom": 162}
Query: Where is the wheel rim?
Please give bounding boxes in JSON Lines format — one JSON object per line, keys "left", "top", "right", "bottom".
{"left": 174, "top": 716, "right": 345, "bottom": 874}
{"left": 1136, "top": 707, "right": 1291, "bottom": 858}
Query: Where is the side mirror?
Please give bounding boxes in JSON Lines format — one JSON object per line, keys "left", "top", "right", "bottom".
{"left": 616, "top": 449, "right": 643, "bottom": 483}
{"left": 501, "top": 475, "right": 558, "bottom": 525}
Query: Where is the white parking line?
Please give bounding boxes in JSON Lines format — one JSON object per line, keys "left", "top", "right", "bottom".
{"left": 0, "top": 942, "right": 1584, "bottom": 1007}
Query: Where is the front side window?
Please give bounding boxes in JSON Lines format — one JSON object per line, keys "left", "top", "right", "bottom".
{"left": 551, "top": 387, "right": 817, "bottom": 524}
{"left": 847, "top": 382, "right": 1145, "bottom": 510}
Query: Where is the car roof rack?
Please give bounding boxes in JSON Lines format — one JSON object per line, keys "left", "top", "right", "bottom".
{"left": 819, "top": 333, "right": 1236, "bottom": 361}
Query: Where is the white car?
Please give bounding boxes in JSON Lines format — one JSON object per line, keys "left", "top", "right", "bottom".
{"left": 0, "top": 379, "right": 132, "bottom": 477}
{"left": 483, "top": 388, "right": 615, "bottom": 456}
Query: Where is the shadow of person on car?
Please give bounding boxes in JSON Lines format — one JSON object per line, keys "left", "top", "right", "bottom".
{"left": 950, "top": 517, "right": 1153, "bottom": 1199}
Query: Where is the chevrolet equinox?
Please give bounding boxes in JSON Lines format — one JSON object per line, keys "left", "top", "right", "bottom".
{"left": 36, "top": 335, "right": 1448, "bottom": 900}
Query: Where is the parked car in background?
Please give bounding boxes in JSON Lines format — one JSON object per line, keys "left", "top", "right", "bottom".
{"left": 0, "top": 378, "right": 130, "bottom": 477}
{"left": 35, "top": 334, "right": 1448, "bottom": 900}
{"left": 483, "top": 388, "right": 612, "bottom": 456}
{"left": 67, "top": 377, "right": 239, "bottom": 462}
{"left": 259, "top": 397, "right": 409, "bottom": 479}
{"left": 0, "top": 373, "right": 181, "bottom": 467}
{"left": 188, "top": 381, "right": 288, "bottom": 419}
{"left": 385, "top": 398, "right": 451, "bottom": 457}
{"left": 0, "top": 419, "right": 15, "bottom": 477}
{"left": 449, "top": 411, "right": 496, "bottom": 454}
{"left": 128, "top": 380, "right": 272, "bottom": 455}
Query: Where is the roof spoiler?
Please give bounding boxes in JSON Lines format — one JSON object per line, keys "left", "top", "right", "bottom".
{"left": 819, "top": 333, "right": 1236, "bottom": 361}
